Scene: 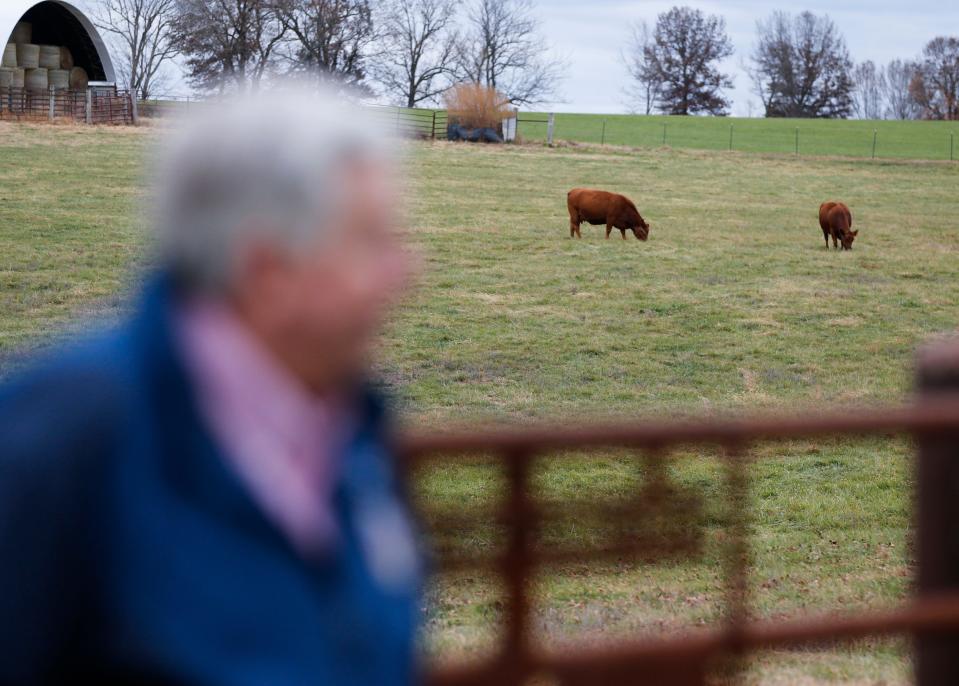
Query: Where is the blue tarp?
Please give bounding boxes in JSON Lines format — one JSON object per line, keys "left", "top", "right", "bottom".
{"left": 447, "top": 124, "right": 503, "bottom": 143}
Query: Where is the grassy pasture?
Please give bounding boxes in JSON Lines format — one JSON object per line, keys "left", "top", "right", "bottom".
{"left": 2, "top": 121, "right": 959, "bottom": 682}
{"left": 516, "top": 112, "right": 959, "bottom": 161}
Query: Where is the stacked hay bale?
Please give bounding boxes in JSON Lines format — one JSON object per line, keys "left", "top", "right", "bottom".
{"left": 1, "top": 22, "right": 81, "bottom": 92}
{"left": 69, "top": 66, "right": 88, "bottom": 90}
{"left": 16, "top": 43, "right": 39, "bottom": 68}
{"left": 48, "top": 69, "right": 70, "bottom": 90}
{"left": 24, "top": 67, "right": 47, "bottom": 91}
{"left": 10, "top": 21, "right": 32, "bottom": 45}
{"left": 0, "top": 43, "right": 21, "bottom": 90}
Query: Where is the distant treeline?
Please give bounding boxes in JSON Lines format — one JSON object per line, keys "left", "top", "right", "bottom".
{"left": 89, "top": 1, "right": 958, "bottom": 120}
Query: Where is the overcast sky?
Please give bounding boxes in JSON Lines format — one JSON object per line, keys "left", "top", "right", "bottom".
{"left": 534, "top": 0, "right": 959, "bottom": 116}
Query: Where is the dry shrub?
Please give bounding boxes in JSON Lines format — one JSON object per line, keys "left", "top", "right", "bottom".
{"left": 443, "top": 83, "right": 511, "bottom": 129}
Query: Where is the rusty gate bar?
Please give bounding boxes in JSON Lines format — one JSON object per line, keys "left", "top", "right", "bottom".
{"left": 502, "top": 449, "right": 532, "bottom": 682}
{"left": 401, "top": 399, "right": 959, "bottom": 457}
{"left": 400, "top": 340, "right": 959, "bottom": 685}
{"left": 916, "top": 343, "right": 959, "bottom": 685}
{"left": 425, "top": 593, "right": 959, "bottom": 686}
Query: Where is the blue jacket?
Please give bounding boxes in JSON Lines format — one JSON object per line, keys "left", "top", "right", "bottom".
{"left": 0, "top": 277, "right": 421, "bottom": 685}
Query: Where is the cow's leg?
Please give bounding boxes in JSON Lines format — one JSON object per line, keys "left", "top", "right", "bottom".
{"left": 569, "top": 215, "right": 578, "bottom": 238}
{"left": 832, "top": 234, "right": 839, "bottom": 249}
{"left": 823, "top": 230, "right": 830, "bottom": 248}
{"left": 605, "top": 223, "right": 612, "bottom": 239}
{"left": 620, "top": 228, "right": 627, "bottom": 240}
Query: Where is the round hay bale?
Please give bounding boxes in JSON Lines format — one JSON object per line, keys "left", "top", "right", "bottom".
{"left": 48, "top": 68, "right": 69, "bottom": 90}
{"left": 0, "top": 68, "right": 12, "bottom": 88}
{"left": 2, "top": 43, "right": 16, "bottom": 68}
{"left": 38, "top": 45, "right": 60, "bottom": 69}
{"left": 24, "top": 67, "right": 48, "bottom": 91}
{"left": 11, "top": 22, "right": 32, "bottom": 45}
{"left": 60, "top": 46, "right": 74, "bottom": 70}
{"left": 16, "top": 43, "right": 39, "bottom": 69}
{"left": 69, "top": 66, "right": 88, "bottom": 90}
{"left": 10, "top": 67, "right": 24, "bottom": 88}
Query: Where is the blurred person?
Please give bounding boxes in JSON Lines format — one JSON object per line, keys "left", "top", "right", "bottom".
{"left": 0, "top": 88, "right": 420, "bottom": 684}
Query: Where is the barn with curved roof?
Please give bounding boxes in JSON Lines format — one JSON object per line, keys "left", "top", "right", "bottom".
{"left": 1, "top": 0, "right": 115, "bottom": 86}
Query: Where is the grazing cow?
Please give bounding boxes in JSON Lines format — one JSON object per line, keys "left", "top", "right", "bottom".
{"left": 819, "top": 201, "right": 858, "bottom": 250}
{"left": 567, "top": 188, "right": 650, "bottom": 241}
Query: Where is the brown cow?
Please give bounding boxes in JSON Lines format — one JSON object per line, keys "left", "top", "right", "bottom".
{"left": 567, "top": 188, "right": 650, "bottom": 241}
{"left": 819, "top": 201, "right": 858, "bottom": 250}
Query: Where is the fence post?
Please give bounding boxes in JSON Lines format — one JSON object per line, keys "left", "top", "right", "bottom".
{"left": 916, "top": 339, "right": 959, "bottom": 686}
{"left": 872, "top": 129, "right": 878, "bottom": 159}
{"left": 950, "top": 132, "right": 954, "bottom": 162}
{"left": 601, "top": 117, "right": 606, "bottom": 145}
{"left": 48, "top": 86, "right": 54, "bottom": 121}
{"left": 546, "top": 112, "right": 555, "bottom": 146}
{"left": 729, "top": 124, "right": 733, "bottom": 152}
{"left": 431, "top": 110, "right": 436, "bottom": 140}
{"left": 795, "top": 127, "right": 799, "bottom": 155}
{"left": 130, "top": 92, "right": 138, "bottom": 126}
{"left": 85, "top": 88, "right": 92, "bottom": 124}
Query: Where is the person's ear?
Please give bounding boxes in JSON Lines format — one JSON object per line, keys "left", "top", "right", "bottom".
{"left": 231, "top": 241, "right": 294, "bottom": 322}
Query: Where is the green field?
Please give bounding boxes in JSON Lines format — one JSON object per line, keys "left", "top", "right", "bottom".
{"left": 517, "top": 112, "right": 959, "bottom": 161}
{"left": 3, "top": 121, "right": 959, "bottom": 682}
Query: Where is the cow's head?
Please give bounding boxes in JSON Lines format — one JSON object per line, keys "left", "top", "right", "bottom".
{"left": 841, "top": 229, "right": 858, "bottom": 250}
{"left": 633, "top": 215, "right": 650, "bottom": 241}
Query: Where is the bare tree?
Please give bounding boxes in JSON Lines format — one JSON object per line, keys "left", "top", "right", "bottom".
{"left": 622, "top": 20, "right": 656, "bottom": 115}
{"left": 642, "top": 6, "right": 733, "bottom": 116}
{"left": 749, "top": 11, "right": 853, "bottom": 118}
{"left": 91, "top": 0, "right": 177, "bottom": 99}
{"left": 910, "top": 36, "right": 959, "bottom": 120}
{"left": 274, "top": 0, "right": 378, "bottom": 91}
{"left": 170, "top": 0, "right": 286, "bottom": 92}
{"left": 373, "top": 0, "right": 458, "bottom": 107}
{"left": 454, "top": 0, "right": 563, "bottom": 106}
{"left": 851, "top": 60, "right": 886, "bottom": 120}
{"left": 883, "top": 59, "right": 921, "bottom": 120}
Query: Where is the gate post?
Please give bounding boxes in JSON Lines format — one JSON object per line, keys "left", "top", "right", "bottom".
{"left": 48, "top": 86, "right": 54, "bottom": 121}
{"left": 85, "top": 88, "right": 92, "bottom": 124}
{"left": 916, "top": 339, "right": 959, "bottom": 685}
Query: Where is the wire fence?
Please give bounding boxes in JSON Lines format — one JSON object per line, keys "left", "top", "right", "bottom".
{"left": 31, "top": 92, "right": 954, "bottom": 161}
{"left": 136, "top": 97, "right": 450, "bottom": 140}
{"left": 513, "top": 113, "right": 959, "bottom": 162}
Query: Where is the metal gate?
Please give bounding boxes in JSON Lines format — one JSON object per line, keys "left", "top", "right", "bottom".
{"left": 401, "top": 340, "right": 959, "bottom": 685}
{"left": 0, "top": 86, "right": 134, "bottom": 124}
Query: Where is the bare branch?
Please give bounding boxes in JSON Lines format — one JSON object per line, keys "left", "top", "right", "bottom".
{"left": 371, "top": 0, "right": 458, "bottom": 108}
{"left": 749, "top": 11, "right": 853, "bottom": 118}
{"left": 640, "top": 7, "right": 734, "bottom": 116}
{"left": 453, "top": 0, "right": 564, "bottom": 106}
{"left": 169, "top": 0, "right": 286, "bottom": 92}
{"left": 90, "top": 0, "right": 177, "bottom": 99}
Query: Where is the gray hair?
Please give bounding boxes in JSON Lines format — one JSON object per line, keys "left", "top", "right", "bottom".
{"left": 153, "top": 86, "right": 389, "bottom": 293}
